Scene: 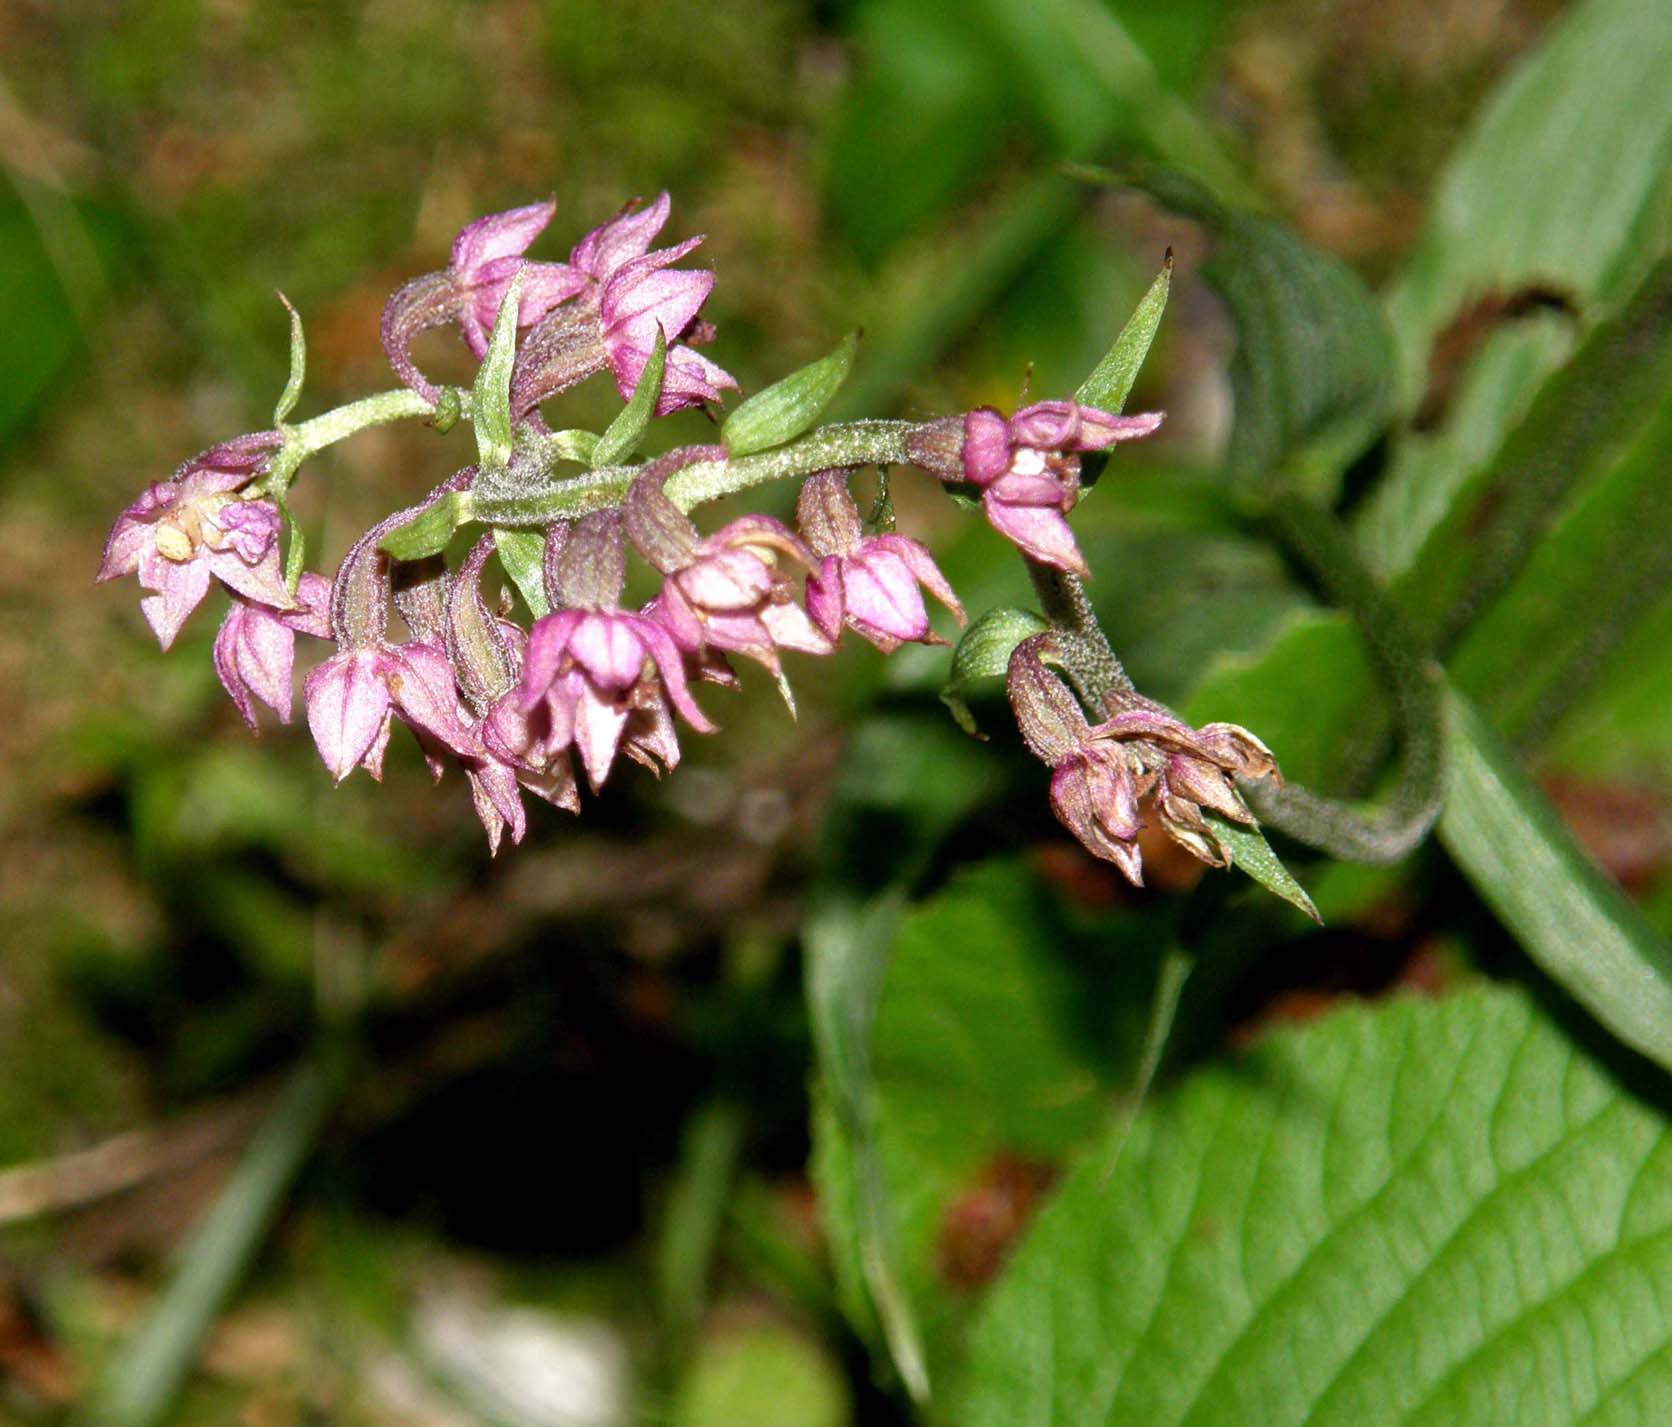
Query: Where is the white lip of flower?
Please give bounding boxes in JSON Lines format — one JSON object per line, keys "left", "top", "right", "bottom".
{"left": 1010, "top": 446, "right": 1049, "bottom": 477}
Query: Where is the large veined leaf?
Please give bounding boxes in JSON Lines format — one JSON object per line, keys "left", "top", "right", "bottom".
{"left": 956, "top": 984, "right": 1672, "bottom": 1426}
{"left": 1362, "top": 0, "right": 1672, "bottom": 575}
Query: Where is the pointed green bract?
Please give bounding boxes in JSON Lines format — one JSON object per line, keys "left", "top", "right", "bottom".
{"left": 493, "top": 527, "right": 549, "bottom": 618}
{"left": 472, "top": 270, "right": 523, "bottom": 473}
{"left": 1075, "top": 252, "right": 1171, "bottom": 414}
{"left": 723, "top": 333, "right": 858, "bottom": 459}
{"left": 940, "top": 606, "right": 1049, "bottom": 737}
{"left": 273, "top": 293, "right": 306, "bottom": 426}
{"left": 377, "top": 492, "right": 464, "bottom": 561}
{"left": 1206, "top": 810, "right": 1320, "bottom": 922}
{"left": 544, "top": 427, "right": 600, "bottom": 465}
{"left": 592, "top": 328, "right": 665, "bottom": 468}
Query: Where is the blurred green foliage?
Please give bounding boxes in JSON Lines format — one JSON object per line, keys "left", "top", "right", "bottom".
{"left": 1, "top": 0, "right": 1670, "bottom": 1423}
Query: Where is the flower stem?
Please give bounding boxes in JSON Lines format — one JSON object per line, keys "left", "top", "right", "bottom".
{"left": 469, "top": 420, "right": 916, "bottom": 527}
{"left": 1024, "top": 561, "right": 1135, "bottom": 707}
{"left": 1246, "top": 492, "right": 1447, "bottom": 864}
{"left": 260, "top": 386, "right": 460, "bottom": 496}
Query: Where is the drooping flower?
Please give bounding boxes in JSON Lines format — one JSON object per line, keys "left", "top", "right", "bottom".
{"left": 302, "top": 494, "right": 477, "bottom": 783}
{"left": 213, "top": 573, "right": 332, "bottom": 729}
{"left": 443, "top": 535, "right": 580, "bottom": 852}
{"left": 1006, "top": 634, "right": 1278, "bottom": 884}
{"left": 626, "top": 449, "right": 832, "bottom": 677}
{"left": 381, "top": 199, "right": 588, "bottom": 399}
{"left": 796, "top": 469, "right": 964, "bottom": 652}
{"left": 97, "top": 432, "right": 291, "bottom": 649}
{"left": 907, "top": 400, "right": 1162, "bottom": 574}
{"left": 516, "top": 510, "right": 714, "bottom": 792}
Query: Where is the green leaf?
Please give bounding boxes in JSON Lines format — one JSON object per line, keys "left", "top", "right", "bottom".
{"left": 1443, "top": 270, "right": 1672, "bottom": 743}
{"left": 940, "top": 606, "right": 1048, "bottom": 736}
{"left": 957, "top": 984, "right": 1672, "bottom": 1426}
{"left": 471, "top": 269, "right": 523, "bottom": 472}
{"left": 1394, "top": 257, "right": 1672, "bottom": 652}
{"left": 273, "top": 292, "right": 305, "bottom": 425}
{"left": 1208, "top": 812, "right": 1320, "bottom": 922}
{"left": 1145, "top": 170, "right": 1395, "bottom": 500}
{"left": 593, "top": 327, "right": 664, "bottom": 467}
{"left": 813, "top": 859, "right": 1173, "bottom": 1390}
{"left": 492, "top": 527, "right": 548, "bottom": 618}
{"left": 377, "top": 492, "right": 464, "bottom": 561}
{"left": 723, "top": 333, "right": 857, "bottom": 459}
{"left": 674, "top": 1319, "right": 849, "bottom": 1427}
{"left": 1441, "top": 690, "right": 1672, "bottom": 1074}
{"left": 1076, "top": 250, "right": 1171, "bottom": 413}
{"left": 1363, "top": 0, "right": 1672, "bottom": 574}
{"left": 1182, "top": 611, "right": 1376, "bottom": 793}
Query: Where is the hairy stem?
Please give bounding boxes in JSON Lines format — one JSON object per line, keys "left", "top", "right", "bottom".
{"left": 261, "top": 385, "right": 456, "bottom": 496}
{"left": 470, "top": 420, "right": 916, "bottom": 527}
{"left": 1245, "top": 492, "right": 1447, "bottom": 863}
{"left": 1025, "top": 561, "right": 1135, "bottom": 705}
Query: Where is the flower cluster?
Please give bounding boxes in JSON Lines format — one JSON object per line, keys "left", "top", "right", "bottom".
{"left": 101, "top": 192, "right": 1236, "bottom": 871}
{"left": 1006, "top": 635, "right": 1279, "bottom": 884}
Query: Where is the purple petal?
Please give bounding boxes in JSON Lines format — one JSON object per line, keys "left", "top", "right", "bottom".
{"left": 654, "top": 344, "right": 738, "bottom": 414}
{"left": 304, "top": 650, "right": 392, "bottom": 783}
{"left": 214, "top": 600, "right": 297, "bottom": 729}
{"left": 603, "top": 252, "right": 713, "bottom": 342}
{"left": 139, "top": 551, "right": 211, "bottom": 650}
{"left": 207, "top": 543, "right": 294, "bottom": 611}
{"left": 282, "top": 573, "right": 334, "bottom": 640}
{"left": 873, "top": 535, "right": 965, "bottom": 626}
{"left": 961, "top": 408, "right": 1014, "bottom": 485}
{"left": 676, "top": 548, "right": 775, "bottom": 613}
{"left": 569, "top": 193, "right": 672, "bottom": 282}
{"left": 386, "top": 642, "right": 475, "bottom": 758}
{"left": 572, "top": 684, "right": 629, "bottom": 791}
{"left": 569, "top": 612, "right": 649, "bottom": 692}
{"left": 1074, "top": 407, "right": 1165, "bottom": 449}
{"left": 451, "top": 200, "right": 556, "bottom": 282}
{"left": 760, "top": 599, "right": 835, "bottom": 657}
{"left": 467, "top": 757, "right": 527, "bottom": 854}
{"left": 842, "top": 549, "right": 931, "bottom": 648}
{"left": 804, "top": 558, "right": 845, "bottom": 644}
{"left": 982, "top": 494, "right": 1088, "bottom": 575}
{"left": 518, "top": 608, "right": 584, "bottom": 709}
{"left": 97, "top": 483, "right": 176, "bottom": 582}
{"left": 632, "top": 614, "right": 716, "bottom": 734}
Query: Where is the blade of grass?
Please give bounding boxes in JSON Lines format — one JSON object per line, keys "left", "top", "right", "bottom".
{"left": 82, "top": 1060, "right": 338, "bottom": 1427}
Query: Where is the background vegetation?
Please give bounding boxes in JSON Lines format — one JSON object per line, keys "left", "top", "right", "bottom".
{"left": 1, "top": 0, "right": 1669, "bottom": 1423}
